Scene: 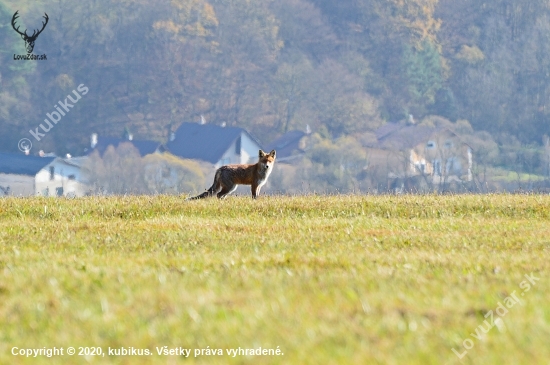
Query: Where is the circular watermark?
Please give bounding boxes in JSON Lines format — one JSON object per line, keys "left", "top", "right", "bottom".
{"left": 18, "top": 138, "right": 32, "bottom": 153}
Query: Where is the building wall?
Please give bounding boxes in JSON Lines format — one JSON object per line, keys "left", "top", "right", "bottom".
{"left": 240, "top": 133, "right": 261, "bottom": 164}
{"left": 416, "top": 133, "right": 471, "bottom": 182}
{"left": 0, "top": 174, "right": 34, "bottom": 196}
{"left": 216, "top": 133, "right": 262, "bottom": 167}
{"left": 35, "top": 160, "right": 88, "bottom": 197}
{"left": 217, "top": 141, "right": 239, "bottom": 167}
{"left": 410, "top": 149, "right": 433, "bottom": 176}
{"left": 368, "top": 132, "right": 472, "bottom": 183}
{"left": 366, "top": 148, "right": 413, "bottom": 179}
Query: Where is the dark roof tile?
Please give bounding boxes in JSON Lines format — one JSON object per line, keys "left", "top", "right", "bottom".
{"left": 378, "top": 125, "right": 437, "bottom": 149}
{"left": 265, "top": 130, "right": 306, "bottom": 159}
{"left": 166, "top": 122, "right": 261, "bottom": 163}
{"left": 88, "top": 137, "right": 159, "bottom": 157}
{"left": 0, "top": 152, "right": 55, "bottom": 176}
{"left": 375, "top": 122, "right": 402, "bottom": 140}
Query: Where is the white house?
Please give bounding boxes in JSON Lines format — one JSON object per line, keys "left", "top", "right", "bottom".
{"left": 165, "top": 122, "right": 263, "bottom": 167}
{"left": 366, "top": 122, "right": 473, "bottom": 191}
{"left": 0, "top": 152, "right": 88, "bottom": 197}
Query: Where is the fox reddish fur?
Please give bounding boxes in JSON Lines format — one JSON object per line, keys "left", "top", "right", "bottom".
{"left": 188, "top": 149, "right": 276, "bottom": 200}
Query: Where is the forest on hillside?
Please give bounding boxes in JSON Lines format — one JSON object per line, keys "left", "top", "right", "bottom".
{"left": 1, "top": 0, "right": 550, "bottom": 186}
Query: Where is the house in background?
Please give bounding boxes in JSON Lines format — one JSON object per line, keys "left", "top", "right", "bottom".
{"left": 86, "top": 133, "right": 161, "bottom": 157}
{"left": 166, "top": 122, "right": 262, "bottom": 167}
{"left": 367, "top": 122, "right": 472, "bottom": 189}
{"left": 265, "top": 128, "right": 312, "bottom": 163}
{"left": 0, "top": 152, "right": 88, "bottom": 197}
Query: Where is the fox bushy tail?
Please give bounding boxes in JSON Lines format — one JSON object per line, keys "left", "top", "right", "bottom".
{"left": 186, "top": 170, "right": 221, "bottom": 200}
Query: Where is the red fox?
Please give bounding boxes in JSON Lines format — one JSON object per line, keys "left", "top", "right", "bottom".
{"left": 188, "top": 149, "right": 276, "bottom": 199}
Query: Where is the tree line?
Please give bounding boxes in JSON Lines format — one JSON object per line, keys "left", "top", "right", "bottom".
{"left": 1, "top": 0, "right": 550, "bottom": 164}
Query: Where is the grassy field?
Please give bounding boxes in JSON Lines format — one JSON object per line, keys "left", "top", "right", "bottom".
{"left": 0, "top": 195, "right": 549, "bottom": 365}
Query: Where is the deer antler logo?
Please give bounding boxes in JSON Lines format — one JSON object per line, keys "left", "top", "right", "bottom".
{"left": 11, "top": 11, "right": 49, "bottom": 54}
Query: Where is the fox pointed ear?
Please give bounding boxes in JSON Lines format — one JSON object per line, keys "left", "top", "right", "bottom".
{"left": 259, "top": 149, "right": 266, "bottom": 158}
{"left": 269, "top": 150, "right": 276, "bottom": 158}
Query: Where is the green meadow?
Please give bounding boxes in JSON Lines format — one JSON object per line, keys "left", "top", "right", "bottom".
{"left": 0, "top": 195, "right": 549, "bottom": 364}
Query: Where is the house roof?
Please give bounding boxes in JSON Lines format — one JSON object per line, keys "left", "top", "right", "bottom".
{"left": 375, "top": 123, "right": 402, "bottom": 140}
{"left": 61, "top": 156, "right": 88, "bottom": 169}
{"left": 88, "top": 137, "right": 160, "bottom": 157}
{"left": 265, "top": 130, "right": 306, "bottom": 159}
{"left": 379, "top": 124, "right": 438, "bottom": 149}
{"left": 166, "top": 122, "right": 261, "bottom": 164}
{"left": 0, "top": 152, "right": 55, "bottom": 176}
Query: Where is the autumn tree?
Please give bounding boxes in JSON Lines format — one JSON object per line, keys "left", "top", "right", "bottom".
{"left": 84, "top": 144, "right": 204, "bottom": 194}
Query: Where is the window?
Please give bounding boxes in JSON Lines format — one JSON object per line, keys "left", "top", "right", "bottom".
{"left": 413, "top": 161, "right": 426, "bottom": 174}
{"left": 49, "top": 166, "right": 55, "bottom": 180}
{"left": 68, "top": 174, "right": 76, "bottom": 180}
{"left": 426, "top": 141, "right": 436, "bottom": 149}
{"left": 444, "top": 140, "right": 453, "bottom": 149}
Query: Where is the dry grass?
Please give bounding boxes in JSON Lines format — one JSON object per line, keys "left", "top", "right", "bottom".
{"left": 1, "top": 195, "right": 549, "bottom": 364}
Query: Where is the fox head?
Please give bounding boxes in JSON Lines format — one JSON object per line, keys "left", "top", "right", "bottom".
{"left": 258, "top": 149, "right": 276, "bottom": 172}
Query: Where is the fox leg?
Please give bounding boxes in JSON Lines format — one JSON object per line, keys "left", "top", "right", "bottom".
{"left": 217, "top": 184, "right": 237, "bottom": 199}
{"left": 251, "top": 183, "right": 261, "bottom": 199}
